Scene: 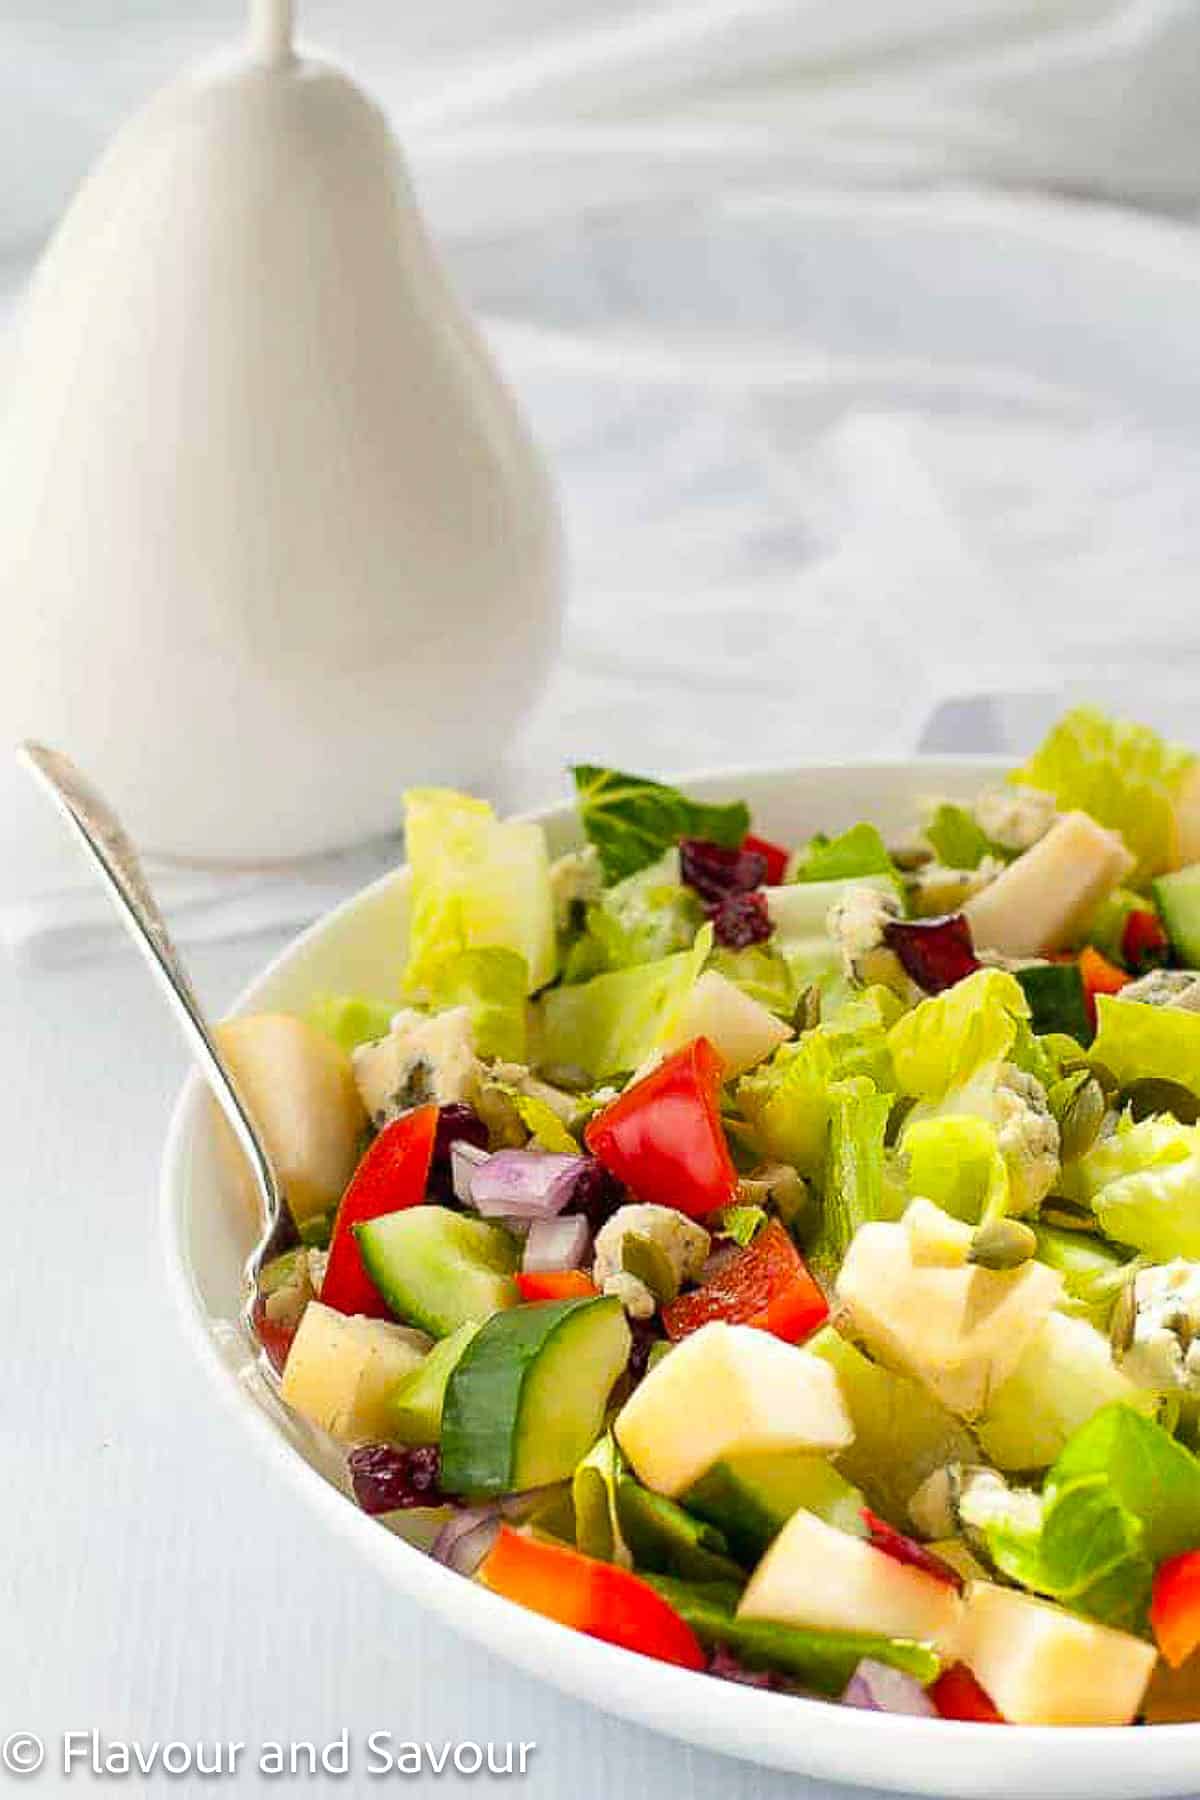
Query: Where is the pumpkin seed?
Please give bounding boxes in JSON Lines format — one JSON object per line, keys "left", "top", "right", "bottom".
{"left": 967, "top": 1218, "right": 1038, "bottom": 1270}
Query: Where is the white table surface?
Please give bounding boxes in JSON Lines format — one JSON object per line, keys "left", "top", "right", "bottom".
{"left": 2, "top": 922, "right": 925, "bottom": 1800}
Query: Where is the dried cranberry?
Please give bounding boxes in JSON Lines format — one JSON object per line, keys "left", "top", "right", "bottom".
{"left": 1121, "top": 908, "right": 1169, "bottom": 974}
{"left": 426, "top": 1103, "right": 489, "bottom": 1203}
{"left": 348, "top": 1444, "right": 446, "bottom": 1515}
{"left": 625, "top": 1314, "right": 667, "bottom": 1389}
{"left": 708, "top": 1645, "right": 790, "bottom": 1690}
{"left": 563, "top": 1159, "right": 623, "bottom": 1234}
{"left": 710, "top": 890, "right": 773, "bottom": 949}
{"left": 862, "top": 1509, "right": 964, "bottom": 1592}
{"left": 883, "top": 913, "right": 979, "bottom": 993}
{"left": 679, "top": 837, "right": 767, "bottom": 906}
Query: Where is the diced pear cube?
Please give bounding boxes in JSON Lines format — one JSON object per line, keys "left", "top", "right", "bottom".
{"left": 280, "top": 1301, "right": 431, "bottom": 1442}
{"left": 661, "top": 969, "right": 792, "bottom": 1077}
{"left": 959, "top": 1581, "right": 1157, "bottom": 1726}
{"left": 215, "top": 1013, "right": 366, "bottom": 1224}
{"left": 835, "top": 1221, "right": 1062, "bottom": 1418}
{"left": 963, "top": 810, "right": 1135, "bottom": 956}
{"left": 614, "top": 1322, "right": 852, "bottom": 1498}
{"left": 738, "top": 1507, "right": 963, "bottom": 1656}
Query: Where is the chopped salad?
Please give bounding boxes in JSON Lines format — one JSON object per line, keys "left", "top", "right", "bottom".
{"left": 234, "top": 707, "right": 1200, "bottom": 1728}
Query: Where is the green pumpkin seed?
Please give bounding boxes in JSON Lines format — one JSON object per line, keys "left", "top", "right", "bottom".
{"left": 967, "top": 1218, "right": 1038, "bottom": 1271}
{"left": 621, "top": 1233, "right": 679, "bottom": 1304}
{"left": 1049, "top": 1071, "right": 1107, "bottom": 1161}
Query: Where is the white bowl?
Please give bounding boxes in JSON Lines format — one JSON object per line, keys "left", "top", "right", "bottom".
{"left": 161, "top": 757, "right": 1198, "bottom": 1799}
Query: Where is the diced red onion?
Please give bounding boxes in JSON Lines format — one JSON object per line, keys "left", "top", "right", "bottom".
{"left": 522, "top": 1214, "right": 591, "bottom": 1273}
{"left": 450, "top": 1140, "right": 491, "bottom": 1205}
{"left": 468, "top": 1150, "right": 592, "bottom": 1220}
{"left": 430, "top": 1487, "right": 564, "bottom": 1577}
{"left": 861, "top": 1509, "right": 964, "bottom": 1593}
{"left": 842, "top": 1659, "right": 937, "bottom": 1717}
{"left": 430, "top": 1508, "right": 501, "bottom": 1577}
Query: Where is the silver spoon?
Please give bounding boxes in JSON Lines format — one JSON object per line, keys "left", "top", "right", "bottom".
{"left": 17, "top": 741, "right": 292, "bottom": 1314}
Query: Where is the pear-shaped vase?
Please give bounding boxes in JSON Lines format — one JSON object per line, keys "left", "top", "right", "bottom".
{"left": 0, "top": 34, "right": 561, "bottom": 874}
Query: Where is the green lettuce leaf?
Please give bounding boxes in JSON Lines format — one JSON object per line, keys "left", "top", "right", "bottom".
{"left": 902, "top": 1114, "right": 1008, "bottom": 1224}
{"left": 305, "top": 993, "right": 394, "bottom": 1053}
{"left": 1090, "top": 994, "right": 1200, "bottom": 1100}
{"left": 535, "top": 925, "right": 712, "bottom": 1083}
{"left": 1010, "top": 705, "right": 1194, "bottom": 884}
{"left": 788, "top": 822, "right": 898, "bottom": 886}
{"left": 923, "top": 803, "right": 994, "bottom": 870}
{"left": 736, "top": 990, "right": 898, "bottom": 1177}
{"left": 709, "top": 945, "right": 799, "bottom": 1020}
{"left": 967, "top": 1404, "right": 1200, "bottom": 1631}
{"left": 572, "top": 765, "right": 749, "bottom": 883}
{"left": 562, "top": 850, "right": 703, "bottom": 981}
{"left": 642, "top": 1574, "right": 939, "bottom": 1692}
{"left": 402, "top": 788, "right": 556, "bottom": 999}
{"left": 808, "top": 1084, "right": 895, "bottom": 1280}
{"left": 422, "top": 946, "right": 528, "bottom": 1062}
{"left": 888, "top": 968, "right": 1030, "bottom": 1100}
{"left": 1061, "top": 1110, "right": 1200, "bottom": 1259}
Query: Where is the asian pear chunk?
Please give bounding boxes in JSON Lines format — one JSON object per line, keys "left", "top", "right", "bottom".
{"left": 963, "top": 810, "right": 1134, "bottom": 957}
{"left": 959, "top": 1581, "right": 1157, "bottom": 1726}
{"left": 614, "top": 1321, "right": 852, "bottom": 1499}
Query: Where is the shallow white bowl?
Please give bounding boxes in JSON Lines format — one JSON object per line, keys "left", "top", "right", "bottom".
{"left": 161, "top": 758, "right": 1198, "bottom": 1799}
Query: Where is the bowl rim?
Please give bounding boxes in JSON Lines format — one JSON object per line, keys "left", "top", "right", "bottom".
{"left": 159, "top": 754, "right": 1200, "bottom": 1790}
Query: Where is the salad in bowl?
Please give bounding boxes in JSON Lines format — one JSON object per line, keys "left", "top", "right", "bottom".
{"left": 221, "top": 708, "right": 1200, "bottom": 1731}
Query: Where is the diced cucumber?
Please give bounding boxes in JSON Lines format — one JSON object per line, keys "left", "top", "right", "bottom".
{"left": 1153, "top": 863, "right": 1200, "bottom": 966}
{"left": 1015, "top": 963, "right": 1092, "bottom": 1043}
{"left": 355, "top": 1207, "right": 519, "bottom": 1337}
{"left": 388, "top": 1321, "right": 480, "bottom": 1445}
{"left": 683, "top": 1451, "right": 865, "bottom": 1565}
{"left": 441, "top": 1297, "right": 631, "bottom": 1495}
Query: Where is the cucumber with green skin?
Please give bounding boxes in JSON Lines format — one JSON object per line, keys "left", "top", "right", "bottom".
{"left": 355, "top": 1207, "right": 519, "bottom": 1337}
{"left": 1015, "top": 963, "right": 1093, "bottom": 1044}
{"left": 441, "top": 1297, "right": 631, "bottom": 1496}
{"left": 683, "top": 1451, "right": 865, "bottom": 1566}
{"left": 388, "top": 1321, "right": 480, "bottom": 1445}
{"left": 1153, "top": 864, "right": 1200, "bottom": 966}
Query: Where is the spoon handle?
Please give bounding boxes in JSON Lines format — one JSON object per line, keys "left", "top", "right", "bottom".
{"left": 18, "top": 741, "right": 282, "bottom": 1220}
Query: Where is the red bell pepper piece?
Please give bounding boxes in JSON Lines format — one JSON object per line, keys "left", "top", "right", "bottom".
{"left": 929, "top": 1665, "right": 1007, "bottom": 1724}
{"left": 516, "top": 1270, "right": 598, "bottom": 1303}
{"left": 1078, "top": 945, "right": 1132, "bottom": 1030}
{"left": 320, "top": 1105, "right": 438, "bottom": 1317}
{"left": 1122, "top": 908, "right": 1168, "bottom": 974}
{"left": 742, "top": 832, "right": 789, "bottom": 886}
{"left": 478, "top": 1526, "right": 705, "bottom": 1670}
{"left": 661, "top": 1217, "right": 828, "bottom": 1344}
{"left": 251, "top": 1298, "right": 297, "bottom": 1376}
{"left": 585, "top": 1038, "right": 738, "bottom": 1220}
{"left": 1151, "top": 1549, "right": 1200, "bottom": 1669}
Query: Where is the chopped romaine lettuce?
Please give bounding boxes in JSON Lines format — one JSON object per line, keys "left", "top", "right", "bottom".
{"left": 709, "top": 945, "right": 798, "bottom": 1020}
{"left": 571, "top": 766, "right": 749, "bottom": 884}
{"left": 1009, "top": 706, "right": 1194, "bottom": 884}
{"left": 718, "top": 1204, "right": 769, "bottom": 1246}
{"left": 964, "top": 1404, "right": 1200, "bottom": 1632}
{"left": 535, "top": 926, "right": 712, "bottom": 1083}
{"left": 305, "top": 992, "right": 394, "bottom": 1052}
{"left": 808, "top": 1084, "right": 895, "bottom": 1279}
{"left": 563, "top": 850, "right": 703, "bottom": 981}
{"left": 1090, "top": 993, "right": 1200, "bottom": 1099}
{"left": 787, "top": 822, "right": 898, "bottom": 887}
{"left": 1033, "top": 1225, "right": 1134, "bottom": 1327}
{"left": 1061, "top": 1111, "right": 1200, "bottom": 1259}
{"left": 902, "top": 1115, "right": 1008, "bottom": 1224}
{"left": 923, "top": 803, "right": 994, "bottom": 870}
{"left": 402, "top": 788, "right": 556, "bottom": 999}
{"left": 736, "top": 990, "right": 898, "bottom": 1177}
{"left": 573, "top": 1432, "right": 632, "bottom": 1566}
{"left": 888, "top": 968, "right": 1030, "bottom": 1101}
{"left": 422, "top": 946, "right": 528, "bottom": 1063}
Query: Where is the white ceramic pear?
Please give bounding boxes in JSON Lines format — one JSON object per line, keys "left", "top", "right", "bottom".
{"left": 0, "top": 0, "right": 561, "bottom": 868}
